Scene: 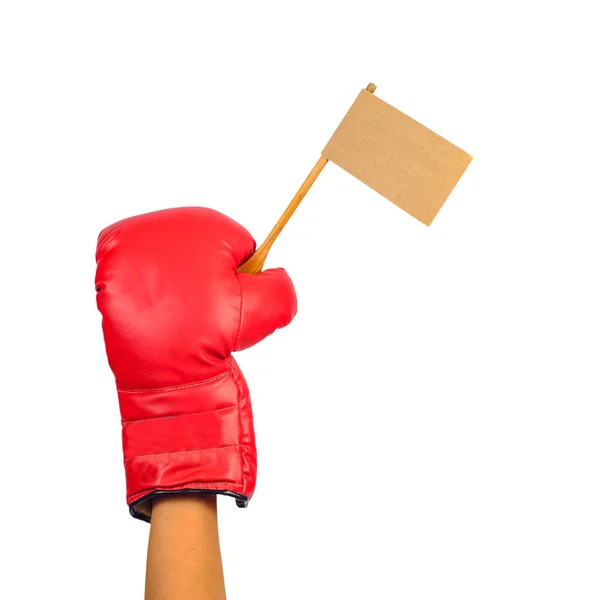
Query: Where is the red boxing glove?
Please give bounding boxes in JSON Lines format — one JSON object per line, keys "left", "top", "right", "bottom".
{"left": 95, "top": 207, "right": 297, "bottom": 521}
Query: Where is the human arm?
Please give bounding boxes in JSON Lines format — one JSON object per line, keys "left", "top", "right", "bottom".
{"left": 145, "top": 495, "right": 226, "bottom": 600}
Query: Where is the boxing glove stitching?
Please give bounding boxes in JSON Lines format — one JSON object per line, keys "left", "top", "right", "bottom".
{"left": 226, "top": 356, "right": 248, "bottom": 492}
{"left": 117, "top": 371, "right": 229, "bottom": 394}
{"left": 179, "top": 481, "right": 242, "bottom": 488}
{"left": 127, "top": 481, "right": 243, "bottom": 504}
{"left": 121, "top": 404, "right": 239, "bottom": 426}
{"left": 233, "top": 271, "right": 244, "bottom": 352}
{"left": 123, "top": 444, "right": 241, "bottom": 462}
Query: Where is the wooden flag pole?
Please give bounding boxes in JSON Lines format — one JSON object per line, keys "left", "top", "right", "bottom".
{"left": 237, "top": 155, "right": 329, "bottom": 274}
{"left": 237, "top": 82, "right": 377, "bottom": 275}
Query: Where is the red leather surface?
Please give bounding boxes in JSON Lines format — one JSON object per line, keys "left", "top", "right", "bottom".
{"left": 95, "top": 207, "right": 297, "bottom": 511}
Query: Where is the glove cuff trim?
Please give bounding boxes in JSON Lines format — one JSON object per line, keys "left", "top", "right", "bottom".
{"left": 129, "top": 488, "right": 249, "bottom": 523}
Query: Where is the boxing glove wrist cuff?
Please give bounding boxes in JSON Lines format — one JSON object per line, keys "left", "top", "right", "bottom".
{"left": 121, "top": 359, "right": 256, "bottom": 522}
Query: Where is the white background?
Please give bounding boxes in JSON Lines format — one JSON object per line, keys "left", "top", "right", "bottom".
{"left": 1, "top": 2, "right": 599, "bottom": 598}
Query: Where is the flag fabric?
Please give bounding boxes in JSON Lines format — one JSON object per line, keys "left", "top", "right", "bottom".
{"left": 322, "top": 89, "right": 472, "bottom": 226}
